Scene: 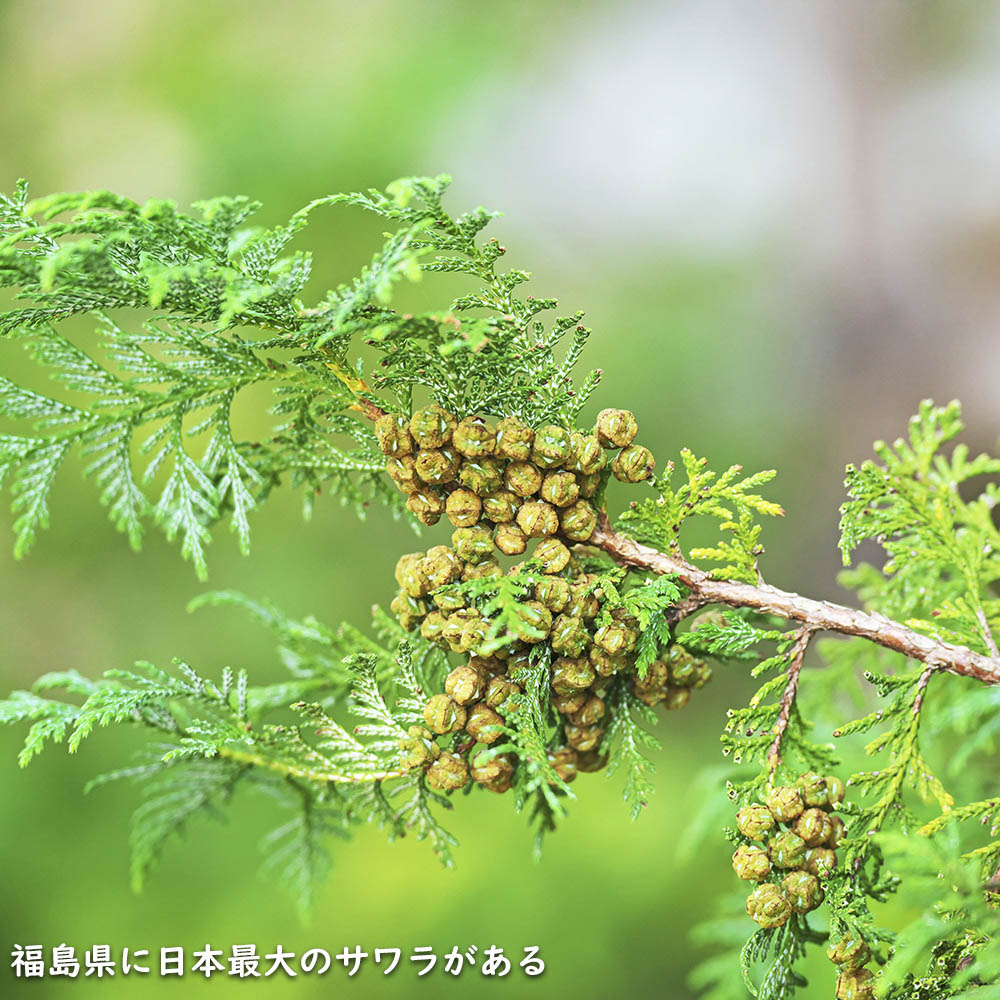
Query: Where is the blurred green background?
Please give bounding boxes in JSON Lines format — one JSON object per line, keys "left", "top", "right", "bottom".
{"left": 2, "top": 1, "right": 999, "bottom": 997}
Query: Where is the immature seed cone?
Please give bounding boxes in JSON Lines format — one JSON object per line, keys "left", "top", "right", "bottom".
{"left": 595, "top": 408, "right": 638, "bottom": 448}
{"left": 560, "top": 500, "right": 598, "bottom": 542}
{"left": 737, "top": 804, "right": 777, "bottom": 841}
{"left": 415, "top": 447, "right": 461, "bottom": 485}
{"left": 534, "top": 537, "right": 571, "bottom": 573}
{"left": 591, "top": 646, "right": 626, "bottom": 678}
{"left": 535, "top": 577, "right": 571, "bottom": 613}
{"left": 452, "top": 525, "right": 494, "bottom": 564}
{"left": 612, "top": 444, "right": 655, "bottom": 483}
{"left": 495, "top": 415, "right": 534, "bottom": 461}
{"left": 745, "top": 883, "right": 791, "bottom": 929}
{"left": 390, "top": 590, "right": 426, "bottom": 631}
{"left": 732, "top": 843, "right": 771, "bottom": 881}
{"left": 505, "top": 460, "right": 542, "bottom": 498}
{"left": 799, "top": 771, "right": 830, "bottom": 808}
{"left": 468, "top": 654, "right": 505, "bottom": 676}
{"left": 570, "top": 695, "right": 606, "bottom": 727}
{"left": 577, "top": 472, "right": 601, "bottom": 498}
{"left": 540, "top": 471, "right": 580, "bottom": 508}
{"left": 766, "top": 785, "right": 805, "bottom": 823}
{"left": 441, "top": 609, "right": 475, "bottom": 650}
{"left": 466, "top": 559, "right": 503, "bottom": 583}
{"left": 506, "top": 649, "right": 531, "bottom": 673}
{"left": 553, "top": 691, "right": 588, "bottom": 715}
{"left": 516, "top": 501, "right": 559, "bottom": 538}
{"left": 482, "top": 490, "right": 519, "bottom": 524}
{"left": 395, "top": 552, "right": 430, "bottom": 597}
{"left": 768, "top": 829, "right": 807, "bottom": 870}
{"left": 386, "top": 455, "right": 420, "bottom": 493}
{"left": 781, "top": 870, "right": 825, "bottom": 913}
{"left": 531, "top": 424, "right": 573, "bottom": 469}
{"left": 465, "top": 703, "right": 504, "bottom": 744}
{"left": 445, "top": 665, "right": 486, "bottom": 705}
{"left": 793, "top": 807, "right": 833, "bottom": 847}
{"left": 470, "top": 752, "right": 514, "bottom": 793}
{"left": 494, "top": 523, "right": 528, "bottom": 555}
{"left": 835, "top": 968, "right": 875, "bottom": 1000}
{"left": 569, "top": 432, "right": 606, "bottom": 475}
{"left": 458, "top": 458, "right": 504, "bottom": 496}
{"left": 551, "top": 657, "right": 596, "bottom": 695}
{"left": 663, "top": 686, "right": 691, "bottom": 710}
{"left": 665, "top": 647, "right": 700, "bottom": 687}
{"left": 409, "top": 404, "right": 456, "bottom": 449}
{"left": 453, "top": 416, "right": 496, "bottom": 458}
{"left": 594, "top": 622, "right": 638, "bottom": 655}
{"left": 565, "top": 722, "right": 603, "bottom": 752}
{"left": 636, "top": 669, "right": 672, "bottom": 702}
{"left": 445, "top": 488, "right": 482, "bottom": 528}
{"left": 406, "top": 489, "right": 445, "bottom": 525}
{"left": 512, "top": 601, "right": 553, "bottom": 642}
{"left": 459, "top": 615, "right": 490, "bottom": 654}
{"left": 398, "top": 725, "right": 441, "bottom": 770}
{"left": 576, "top": 749, "right": 609, "bottom": 773}
{"left": 566, "top": 580, "right": 600, "bottom": 619}
{"left": 485, "top": 676, "right": 518, "bottom": 708}
{"left": 423, "top": 694, "right": 467, "bottom": 735}
{"left": 548, "top": 746, "right": 579, "bottom": 783}
{"left": 610, "top": 606, "right": 640, "bottom": 628}
{"left": 827, "top": 933, "right": 871, "bottom": 970}
{"left": 420, "top": 611, "right": 448, "bottom": 645}
{"left": 426, "top": 751, "right": 468, "bottom": 791}
{"left": 826, "top": 775, "right": 847, "bottom": 806}
{"left": 827, "top": 814, "right": 847, "bottom": 847}
{"left": 551, "top": 614, "right": 590, "bottom": 657}
{"left": 375, "top": 413, "right": 413, "bottom": 457}
{"left": 803, "top": 847, "right": 838, "bottom": 876}
{"left": 422, "top": 545, "right": 463, "bottom": 589}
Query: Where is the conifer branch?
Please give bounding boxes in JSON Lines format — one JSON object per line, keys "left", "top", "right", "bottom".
{"left": 589, "top": 515, "right": 1000, "bottom": 686}
{"left": 2, "top": 176, "right": 998, "bottom": 994}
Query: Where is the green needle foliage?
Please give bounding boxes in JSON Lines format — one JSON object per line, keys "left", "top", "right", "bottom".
{"left": 1, "top": 176, "right": 999, "bottom": 997}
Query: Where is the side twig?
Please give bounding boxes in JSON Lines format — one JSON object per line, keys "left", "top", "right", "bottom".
{"left": 218, "top": 746, "right": 404, "bottom": 785}
{"left": 766, "top": 626, "right": 815, "bottom": 773}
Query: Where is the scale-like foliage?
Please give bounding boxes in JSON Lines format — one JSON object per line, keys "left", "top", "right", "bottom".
{"left": 0, "top": 175, "right": 597, "bottom": 575}
{"left": 620, "top": 449, "right": 783, "bottom": 583}
{"left": 0, "top": 597, "right": 456, "bottom": 917}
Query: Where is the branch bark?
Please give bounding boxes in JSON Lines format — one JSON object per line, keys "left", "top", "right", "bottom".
{"left": 589, "top": 516, "right": 1000, "bottom": 686}
{"left": 766, "top": 627, "right": 815, "bottom": 772}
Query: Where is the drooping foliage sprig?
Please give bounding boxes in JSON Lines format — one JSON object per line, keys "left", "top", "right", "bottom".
{"left": 1, "top": 177, "right": 1000, "bottom": 998}
{"left": 0, "top": 175, "right": 598, "bottom": 576}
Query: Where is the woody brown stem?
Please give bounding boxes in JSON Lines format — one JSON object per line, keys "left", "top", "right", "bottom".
{"left": 976, "top": 607, "right": 999, "bottom": 660}
{"left": 589, "top": 515, "right": 1000, "bottom": 686}
{"left": 912, "top": 665, "right": 936, "bottom": 716}
{"left": 350, "top": 398, "right": 388, "bottom": 420}
{"left": 766, "top": 627, "right": 815, "bottom": 772}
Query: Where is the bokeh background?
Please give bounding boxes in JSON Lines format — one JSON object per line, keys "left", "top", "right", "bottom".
{"left": 1, "top": 1, "right": 999, "bottom": 997}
